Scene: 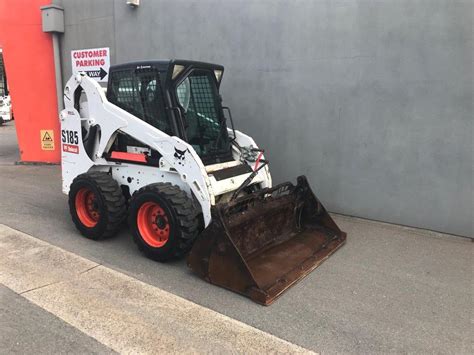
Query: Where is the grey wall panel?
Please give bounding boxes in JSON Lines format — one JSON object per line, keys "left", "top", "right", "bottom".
{"left": 54, "top": 0, "right": 473, "bottom": 236}
{"left": 55, "top": 0, "right": 115, "bottom": 82}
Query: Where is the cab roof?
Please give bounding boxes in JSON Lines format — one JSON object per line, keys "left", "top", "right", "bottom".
{"left": 109, "top": 59, "right": 224, "bottom": 73}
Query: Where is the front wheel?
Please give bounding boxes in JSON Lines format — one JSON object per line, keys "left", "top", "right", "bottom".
{"left": 129, "top": 183, "right": 200, "bottom": 262}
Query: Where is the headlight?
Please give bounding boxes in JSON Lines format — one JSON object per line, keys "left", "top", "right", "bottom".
{"left": 214, "top": 70, "right": 223, "bottom": 83}
{"left": 172, "top": 65, "right": 185, "bottom": 79}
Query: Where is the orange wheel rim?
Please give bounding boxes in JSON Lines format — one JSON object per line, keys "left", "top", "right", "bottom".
{"left": 137, "top": 201, "right": 170, "bottom": 248}
{"left": 75, "top": 187, "right": 100, "bottom": 227}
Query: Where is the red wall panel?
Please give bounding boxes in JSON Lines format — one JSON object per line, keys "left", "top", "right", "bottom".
{"left": 0, "top": 0, "right": 60, "bottom": 163}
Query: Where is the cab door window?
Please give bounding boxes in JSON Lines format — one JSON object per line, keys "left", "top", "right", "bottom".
{"left": 176, "top": 70, "right": 230, "bottom": 158}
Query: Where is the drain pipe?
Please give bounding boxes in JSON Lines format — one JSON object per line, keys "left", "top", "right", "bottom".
{"left": 51, "top": 33, "right": 63, "bottom": 111}
{"left": 40, "top": 4, "right": 64, "bottom": 111}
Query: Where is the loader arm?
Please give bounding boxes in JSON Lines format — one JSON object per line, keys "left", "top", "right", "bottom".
{"left": 62, "top": 73, "right": 214, "bottom": 225}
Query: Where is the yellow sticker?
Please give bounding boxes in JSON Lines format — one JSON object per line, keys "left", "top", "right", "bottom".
{"left": 40, "top": 130, "right": 55, "bottom": 151}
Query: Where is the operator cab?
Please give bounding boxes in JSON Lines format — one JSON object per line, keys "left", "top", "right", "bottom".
{"left": 106, "top": 60, "right": 234, "bottom": 165}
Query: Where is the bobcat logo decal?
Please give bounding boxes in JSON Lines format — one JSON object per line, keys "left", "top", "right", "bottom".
{"left": 174, "top": 147, "right": 189, "bottom": 166}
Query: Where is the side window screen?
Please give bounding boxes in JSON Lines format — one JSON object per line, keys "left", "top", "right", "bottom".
{"left": 109, "top": 70, "right": 143, "bottom": 118}
{"left": 107, "top": 69, "right": 172, "bottom": 135}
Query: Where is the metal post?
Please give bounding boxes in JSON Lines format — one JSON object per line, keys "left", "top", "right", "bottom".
{"left": 40, "top": 4, "right": 64, "bottom": 113}
{"left": 52, "top": 33, "right": 63, "bottom": 111}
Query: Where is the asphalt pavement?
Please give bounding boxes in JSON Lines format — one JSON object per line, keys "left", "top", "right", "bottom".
{"left": 1, "top": 224, "right": 310, "bottom": 353}
{"left": 0, "top": 122, "right": 472, "bottom": 354}
{"left": 0, "top": 285, "right": 115, "bottom": 354}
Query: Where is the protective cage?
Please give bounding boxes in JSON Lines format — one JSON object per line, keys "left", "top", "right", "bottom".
{"left": 188, "top": 176, "right": 347, "bottom": 305}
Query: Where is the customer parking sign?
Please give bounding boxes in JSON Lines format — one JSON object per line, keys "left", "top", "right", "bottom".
{"left": 71, "top": 47, "right": 110, "bottom": 82}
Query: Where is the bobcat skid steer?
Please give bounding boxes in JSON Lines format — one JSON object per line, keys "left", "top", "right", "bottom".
{"left": 61, "top": 60, "right": 346, "bottom": 305}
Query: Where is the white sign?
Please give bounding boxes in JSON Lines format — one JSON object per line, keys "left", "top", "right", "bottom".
{"left": 71, "top": 47, "right": 110, "bottom": 82}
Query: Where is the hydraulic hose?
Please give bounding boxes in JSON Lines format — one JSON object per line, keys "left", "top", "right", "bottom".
{"left": 231, "top": 160, "right": 268, "bottom": 200}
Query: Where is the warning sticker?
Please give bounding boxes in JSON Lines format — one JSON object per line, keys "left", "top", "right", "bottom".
{"left": 40, "top": 130, "right": 55, "bottom": 151}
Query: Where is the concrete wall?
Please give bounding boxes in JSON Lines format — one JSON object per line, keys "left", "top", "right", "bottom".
{"left": 54, "top": 0, "right": 473, "bottom": 237}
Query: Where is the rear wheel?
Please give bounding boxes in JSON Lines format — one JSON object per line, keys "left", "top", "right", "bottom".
{"left": 69, "top": 172, "right": 126, "bottom": 240}
{"left": 129, "top": 183, "right": 200, "bottom": 261}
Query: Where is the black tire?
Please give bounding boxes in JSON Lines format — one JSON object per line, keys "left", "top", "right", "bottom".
{"left": 129, "top": 183, "right": 200, "bottom": 262}
{"left": 69, "top": 171, "right": 127, "bottom": 240}
{"left": 0, "top": 117, "right": 4, "bottom": 126}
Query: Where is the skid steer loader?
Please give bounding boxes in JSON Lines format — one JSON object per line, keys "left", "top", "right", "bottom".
{"left": 60, "top": 60, "right": 346, "bottom": 305}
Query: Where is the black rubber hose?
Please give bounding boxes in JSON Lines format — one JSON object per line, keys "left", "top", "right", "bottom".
{"left": 231, "top": 160, "right": 268, "bottom": 200}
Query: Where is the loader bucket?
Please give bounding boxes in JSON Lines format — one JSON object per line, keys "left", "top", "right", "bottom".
{"left": 187, "top": 176, "right": 346, "bottom": 305}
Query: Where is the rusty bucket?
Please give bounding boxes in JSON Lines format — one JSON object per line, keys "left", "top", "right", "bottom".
{"left": 188, "top": 176, "right": 346, "bottom": 305}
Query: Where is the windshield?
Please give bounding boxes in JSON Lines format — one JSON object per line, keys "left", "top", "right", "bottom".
{"left": 176, "top": 69, "right": 231, "bottom": 162}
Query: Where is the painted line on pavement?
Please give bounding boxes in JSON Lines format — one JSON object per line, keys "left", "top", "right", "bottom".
{"left": 0, "top": 224, "right": 315, "bottom": 354}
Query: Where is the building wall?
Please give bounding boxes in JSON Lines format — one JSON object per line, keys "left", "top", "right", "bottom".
{"left": 54, "top": 0, "right": 473, "bottom": 237}
{"left": 0, "top": 0, "right": 60, "bottom": 163}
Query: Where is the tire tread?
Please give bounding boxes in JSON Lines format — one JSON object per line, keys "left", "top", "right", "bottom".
{"left": 129, "top": 183, "right": 200, "bottom": 260}
{"left": 69, "top": 172, "right": 126, "bottom": 239}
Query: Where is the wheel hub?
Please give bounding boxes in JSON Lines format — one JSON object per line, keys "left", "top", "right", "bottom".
{"left": 137, "top": 201, "right": 170, "bottom": 248}
{"left": 75, "top": 187, "right": 100, "bottom": 228}
{"left": 155, "top": 216, "right": 167, "bottom": 229}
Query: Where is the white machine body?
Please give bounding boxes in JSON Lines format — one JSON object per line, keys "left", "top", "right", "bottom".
{"left": 60, "top": 74, "right": 271, "bottom": 227}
